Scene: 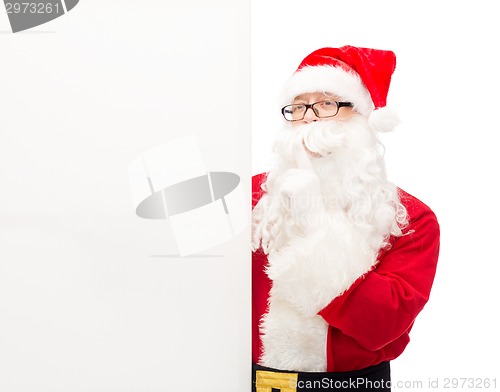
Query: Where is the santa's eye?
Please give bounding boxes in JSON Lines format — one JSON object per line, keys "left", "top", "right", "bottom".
{"left": 318, "top": 101, "right": 336, "bottom": 109}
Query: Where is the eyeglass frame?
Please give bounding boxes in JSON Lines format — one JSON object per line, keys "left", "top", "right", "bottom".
{"left": 281, "top": 100, "right": 353, "bottom": 121}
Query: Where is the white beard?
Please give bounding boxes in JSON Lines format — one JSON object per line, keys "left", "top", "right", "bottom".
{"left": 253, "top": 115, "right": 406, "bottom": 254}
{"left": 253, "top": 115, "right": 408, "bottom": 372}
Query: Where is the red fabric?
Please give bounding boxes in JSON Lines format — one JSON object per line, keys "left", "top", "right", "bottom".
{"left": 296, "top": 46, "right": 396, "bottom": 109}
{"left": 252, "top": 173, "right": 440, "bottom": 372}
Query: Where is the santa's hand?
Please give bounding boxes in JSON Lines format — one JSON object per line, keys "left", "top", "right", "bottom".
{"left": 279, "top": 144, "right": 326, "bottom": 232}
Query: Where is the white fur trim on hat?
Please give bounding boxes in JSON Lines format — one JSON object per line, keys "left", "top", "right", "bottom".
{"left": 281, "top": 65, "right": 375, "bottom": 116}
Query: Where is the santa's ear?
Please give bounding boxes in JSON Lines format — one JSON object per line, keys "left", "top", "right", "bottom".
{"left": 368, "top": 107, "right": 401, "bottom": 132}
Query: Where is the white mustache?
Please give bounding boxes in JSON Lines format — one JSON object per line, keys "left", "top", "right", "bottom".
{"left": 298, "top": 121, "right": 346, "bottom": 157}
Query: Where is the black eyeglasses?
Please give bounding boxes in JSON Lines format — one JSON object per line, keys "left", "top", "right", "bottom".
{"left": 281, "top": 100, "right": 353, "bottom": 121}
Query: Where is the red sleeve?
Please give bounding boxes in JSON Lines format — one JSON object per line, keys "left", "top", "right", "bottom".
{"left": 318, "top": 191, "right": 440, "bottom": 351}
{"left": 252, "top": 173, "right": 267, "bottom": 208}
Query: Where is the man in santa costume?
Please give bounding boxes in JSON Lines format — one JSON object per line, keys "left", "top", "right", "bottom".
{"left": 252, "top": 46, "right": 440, "bottom": 391}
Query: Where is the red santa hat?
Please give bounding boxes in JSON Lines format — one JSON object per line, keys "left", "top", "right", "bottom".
{"left": 281, "top": 45, "right": 400, "bottom": 132}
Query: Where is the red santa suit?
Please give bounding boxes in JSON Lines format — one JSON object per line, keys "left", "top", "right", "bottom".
{"left": 252, "top": 172, "right": 440, "bottom": 372}
{"left": 251, "top": 46, "right": 440, "bottom": 379}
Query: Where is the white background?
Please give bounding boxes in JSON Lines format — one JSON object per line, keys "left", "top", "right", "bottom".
{"left": 1, "top": 0, "right": 499, "bottom": 391}
{"left": 252, "top": 0, "right": 500, "bottom": 389}
{"left": 0, "top": 1, "right": 250, "bottom": 391}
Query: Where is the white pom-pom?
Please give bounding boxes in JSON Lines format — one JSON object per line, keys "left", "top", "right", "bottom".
{"left": 368, "top": 106, "right": 401, "bottom": 132}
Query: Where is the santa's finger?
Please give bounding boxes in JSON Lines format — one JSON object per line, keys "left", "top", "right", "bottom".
{"left": 294, "top": 140, "right": 314, "bottom": 171}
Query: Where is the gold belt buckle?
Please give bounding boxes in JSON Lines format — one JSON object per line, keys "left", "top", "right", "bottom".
{"left": 255, "top": 370, "right": 299, "bottom": 392}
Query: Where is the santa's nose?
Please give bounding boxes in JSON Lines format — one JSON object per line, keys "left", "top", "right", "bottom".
{"left": 302, "top": 107, "right": 318, "bottom": 123}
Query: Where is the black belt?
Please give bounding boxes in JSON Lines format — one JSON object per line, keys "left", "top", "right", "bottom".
{"left": 252, "top": 361, "right": 391, "bottom": 391}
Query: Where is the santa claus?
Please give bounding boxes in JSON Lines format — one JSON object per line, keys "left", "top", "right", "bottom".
{"left": 252, "top": 46, "right": 440, "bottom": 391}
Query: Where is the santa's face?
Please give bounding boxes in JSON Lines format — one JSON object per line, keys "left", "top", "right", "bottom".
{"left": 253, "top": 92, "right": 404, "bottom": 254}
{"left": 274, "top": 102, "right": 378, "bottom": 170}
{"left": 287, "top": 92, "right": 358, "bottom": 158}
